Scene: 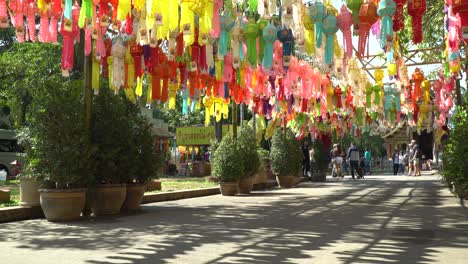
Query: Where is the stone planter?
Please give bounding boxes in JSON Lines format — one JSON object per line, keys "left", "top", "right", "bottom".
{"left": 238, "top": 177, "right": 254, "bottom": 194}
{"left": 276, "top": 175, "right": 297, "bottom": 188}
{"left": 311, "top": 172, "right": 327, "bottom": 182}
{"left": 253, "top": 170, "right": 268, "bottom": 185}
{"left": 122, "top": 183, "right": 146, "bottom": 210}
{"left": 219, "top": 182, "right": 238, "bottom": 196}
{"left": 39, "top": 189, "right": 86, "bottom": 222}
{"left": 91, "top": 184, "right": 127, "bottom": 216}
{"left": 19, "top": 179, "right": 40, "bottom": 207}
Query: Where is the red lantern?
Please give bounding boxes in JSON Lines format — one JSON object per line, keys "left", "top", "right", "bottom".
{"left": 393, "top": 0, "right": 407, "bottom": 32}
{"left": 451, "top": 0, "right": 468, "bottom": 42}
{"left": 408, "top": 0, "right": 426, "bottom": 44}
{"left": 358, "top": 1, "right": 379, "bottom": 58}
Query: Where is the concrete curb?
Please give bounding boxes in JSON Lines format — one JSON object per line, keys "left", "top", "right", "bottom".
{"left": 0, "top": 180, "right": 280, "bottom": 223}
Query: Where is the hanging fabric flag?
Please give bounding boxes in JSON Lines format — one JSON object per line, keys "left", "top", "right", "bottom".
{"left": 244, "top": 19, "right": 259, "bottom": 66}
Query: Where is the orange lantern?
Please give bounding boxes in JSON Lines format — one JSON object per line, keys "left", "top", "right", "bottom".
{"left": 357, "top": 0, "right": 379, "bottom": 57}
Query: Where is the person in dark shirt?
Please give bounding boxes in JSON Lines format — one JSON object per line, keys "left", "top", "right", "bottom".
{"left": 346, "top": 143, "right": 360, "bottom": 179}
{"left": 302, "top": 141, "right": 310, "bottom": 177}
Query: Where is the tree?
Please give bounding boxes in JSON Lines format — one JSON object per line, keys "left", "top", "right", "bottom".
{"left": 0, "top": 43, "right": 69, "bottom": 125}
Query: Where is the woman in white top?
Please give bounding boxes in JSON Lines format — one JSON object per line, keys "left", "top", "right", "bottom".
{"left": 398, "top": 151, "right": 405, "bottom": 175}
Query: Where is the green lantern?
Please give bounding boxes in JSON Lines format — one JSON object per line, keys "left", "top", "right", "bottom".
{"left": 346, "top": 0, "right": 363, "bottom": 35}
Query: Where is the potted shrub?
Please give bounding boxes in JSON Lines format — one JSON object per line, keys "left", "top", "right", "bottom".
{"left": 311, "top": 140, "right": 329, "bottom": 182}
{"left": 442, "top": 100, "right": 468, "bottom": 199}
{"left": 212, "top": 134, "right": 243, "bottom": 196}
{"left": 270, "top": 128, "right": 302, "bottom": 188}
{"left": 90, "top": 88, "right": 132, "bottom": 216}
{"left": 254, "top": 148, "right": 269, "bottom": 185}
{"left": 122, "top": 103, "right": 162, "bottom": 210}
{"left": 16, "top": 128, "right": 42, "bottom": 207}
{"left": 27, "top": 82, "right": 91, "bottom": 221}
{"left": 237, "top": 126, "right": 260, "bottom": 194}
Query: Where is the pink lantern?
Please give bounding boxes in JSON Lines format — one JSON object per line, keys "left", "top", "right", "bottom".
{"left": 337, "top": 4, "right": 354, "bottom": 58}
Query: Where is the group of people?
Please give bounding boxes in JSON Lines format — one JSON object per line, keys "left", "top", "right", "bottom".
{"left": 329, "top": 143, "right": 372, "bottom": 179}
{"left": 392, "top": 140, "right": 428, "bottom": 176}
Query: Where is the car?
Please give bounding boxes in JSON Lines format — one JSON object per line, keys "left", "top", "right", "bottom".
{"left": 0, "top": 129, "right": 24, "bottom": 179}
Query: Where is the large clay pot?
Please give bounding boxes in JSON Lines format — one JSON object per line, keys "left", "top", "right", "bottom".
{"left": 454, "top": 184, "right": 468, "bottom": 200}
{"left": 91, "top": 184, "right": 127, "bottom": 216}
{"left": 219, "top": 182, "right": 238, "bottom": 196}
{"left": 276, "top": 175, "right": 297, "bottom": 188}
{"left": 311, "top": 172, "right": 327, "bottom": 182}
{"left": 253, "top": 169, "right": 268, "bottom": 185}
{"left": 20, "top": 179, "right": 40, "bottom": 207}
{"left": 238, "top": 177, "right": 254, "bottom": 194}
{"left": 39, "top": 189, "right": 86, "bottom": 222}
{"left": 122, "top": 183, "right": 146, "bottom": 210}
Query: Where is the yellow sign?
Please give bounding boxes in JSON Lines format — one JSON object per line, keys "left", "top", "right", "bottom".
{"left": 176, "top": 125, "right": 237, "bottom": 146}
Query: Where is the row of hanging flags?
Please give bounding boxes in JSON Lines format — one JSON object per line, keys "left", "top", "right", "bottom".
{"left": 0, "top": 0, "right": 466, "bottom": 138}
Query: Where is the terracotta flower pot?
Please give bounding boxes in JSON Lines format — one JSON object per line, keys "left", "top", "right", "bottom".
{"left": 19, "top": 179, "right": 40, "bottom": 207}
{"left": 219, "top": 182, "right": 238, "bottom": 196}
{"left": 91, "top": 184, "right": 127, "bottom": 216}
{"left": 238, "top": 177, "right": 254, "bottom": 194}
{"left": 276, "top": 175, "right": 297, "bottom": 188}
{"left": 39, "top": 189, "right": 86, "bottom": 222}
{"left": 122, "top": 183, "right": 146, "bottom": 210}
{"left": 253, "top": 170, "right": 268, "bottom": 185}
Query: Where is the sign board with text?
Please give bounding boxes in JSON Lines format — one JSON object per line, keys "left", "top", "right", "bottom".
{"left": 176, "top": 125, "right": 236, "bottom": 146}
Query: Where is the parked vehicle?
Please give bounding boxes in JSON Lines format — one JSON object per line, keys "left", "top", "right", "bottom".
{"left": 0, "top": 129, "right": 24, "bottom": 179}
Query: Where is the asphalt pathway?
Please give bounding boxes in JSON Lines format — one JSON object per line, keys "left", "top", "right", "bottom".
{"left": 1, "top": 174, "right": 467, "bottom": 264}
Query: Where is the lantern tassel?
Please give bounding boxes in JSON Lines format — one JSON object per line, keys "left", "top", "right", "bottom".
{"left": 325, "top": 35, "right": 334, "bottom": 65}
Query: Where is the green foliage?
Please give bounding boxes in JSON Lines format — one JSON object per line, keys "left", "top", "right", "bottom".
{"left": 312, "top": 140, "right": 329, "bottom": 173}
{"left": 91, "top": 88, "right": 133, "bottom": 184}
{"left": 125, "top": 102, "right": 162, "bottom": 183}
{"left": 270, "top": 128, "right": 302, "bottom": 176}
{"left": 442, "top": 97, "right": 468, "bottom": 190}
{"left": 238, "top": 125, "right": 260, "bottom": 178}
{"left": 212, "top": 134, "right": 244, "bottom": 183}
{"left": 0, "top": 43, "right": 66, "bottom": 126}
{"left": 25, "top": 81, "right": 91, "bottom": 189}
{"left": 159, "top": 95, "right": 204, "bottom": 132}
{"left": 257, "top": 148, "right": 270, "bottom": 171}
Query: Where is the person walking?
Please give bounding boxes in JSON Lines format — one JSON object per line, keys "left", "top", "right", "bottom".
{"left": 392, "top": 150, "right": 399, "bottom": 175}
{"left": 398, "top": 150, "right": 405, "bottom": 175}
{"left": 330, "top": 144, "right": 338, "bottom": 178}
{"left": 407, "top": 141, "right": 415, "bottom": 176}
{"left": 413, "top": 144, "right": 422, "bottom": 176}
{"left": 346, "top": 143, "right": 360, "bottom": 179}
{"left": 364, "top": 148, "right": 372, "bottom": 175}
{"left": 302, "top": 141, "right": 311, "bottom": 177}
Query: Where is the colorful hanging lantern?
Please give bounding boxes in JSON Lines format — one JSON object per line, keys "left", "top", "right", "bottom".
{"left": 450, "top": 0, "right": 468, "bottom": 42}
{"left": 346, "top": 0, "right": 364, "bottom": 35}
{"left": 218, "top": 10, "right": 234, "bottom": 58}
{"left": 309, "top": 1, "right": 327, "bottom": 48}
{"left": 407, "top": 0, "right": 426, "bottom": 44}
{"left": 277, "top": 27, "right": 294, "bottom": 70}
{"left": 244, "top": 20, "right": 259, "bottom": 66}
{"left": 304, "top": 9, "right": 316, "bottom": 55}
{"left": 322, "top": 14, "right": 339, "bottom": 65}
{"left": 231, "top": 17, "right": 243, "bottom": 69}
{"left": 337, "top": 4, "right": 354, "bottom": 58}
{"left": 263, "top": 21, "right": 277, "bottom": 70}
{"left": 357, "top": 0, "right": 378, "bottom": 58}
{"left": 377, "top": 0, "right": 396, "bottom": 49}
{"left": 393, "top": 0, "right": 406, "bottom": 32}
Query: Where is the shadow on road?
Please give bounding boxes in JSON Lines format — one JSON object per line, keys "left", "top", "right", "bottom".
{"left": 1, "top": 177, "right": 467, "bottom": 264}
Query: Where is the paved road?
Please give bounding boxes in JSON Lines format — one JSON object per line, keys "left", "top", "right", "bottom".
{"left": 1, "top": 174, "right": 467, "bottom": 264}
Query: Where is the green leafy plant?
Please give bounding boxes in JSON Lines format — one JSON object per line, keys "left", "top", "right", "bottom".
{"left": 238, "top": 126, "right": 259, "bottom": 178}
{"left": 270, "top": 128, "right": 302, "bottom": 177}
{"left": 125, "top": 102, "right": 162, "bottom": 184}
{"left": 211, "top": 134, "right": 244, "bottom": 183}
{"left": 442, "top": 100, "right": 468, "bottom": 193}
{"left": 312, "top": 140, "right": 329, "bottom": 173}
{"left": 91, "top": 88, "right": 133, "bottom": 184}
{"left": 26, "top": 81, "right": 91, "bottom": 189}
{"left": 257, "top": 148, "right": 270, "bottom": 172}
